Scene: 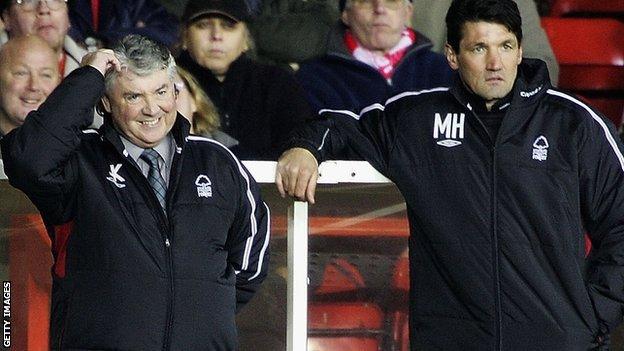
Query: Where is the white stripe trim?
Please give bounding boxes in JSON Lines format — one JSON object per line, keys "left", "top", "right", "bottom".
{"left": 386, "top": 87, "right": 450, "bottom": 105}
{"left": 546, "top": 89, "right": 624, "bottom": 172}
{"left": 317, "top": 129, "right": 330, "bottom": 151}
{"left": 186, "top": 135, "right": 259, "bottom": 270}
{"left": 360, "top": 103, "right": 385, "bottom": 116}
{"left": 318, "top": 109, "right": 359, "bottom": 119}
{"left": 81, "top": 129, "right": 99, "bottom": 134}
{"left": 249, "top": 202, "right": 271, "bottom": 281}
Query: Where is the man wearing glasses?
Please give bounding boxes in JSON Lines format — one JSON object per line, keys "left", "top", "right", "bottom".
{"left": 1, "top": 0, "right": 86, "bottom": 78}
{"left": 295, "top": 0, "right": 453, "bottom": 115}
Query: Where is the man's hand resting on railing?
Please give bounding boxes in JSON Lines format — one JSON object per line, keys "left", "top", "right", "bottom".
{"left": 275, "top": 148, "right": 319, "bottom": 204}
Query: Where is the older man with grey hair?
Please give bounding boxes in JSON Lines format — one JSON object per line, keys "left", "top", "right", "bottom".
{"left": 295, "top": 0, "right": 453, "bottom": 116}
{"left": 1, "top": 34, "right": 270, "bottom": 350}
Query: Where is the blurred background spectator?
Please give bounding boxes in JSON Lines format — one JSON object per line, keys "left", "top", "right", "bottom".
{"left": 0, "top": 35, "right": 60, "bottom": 178}
{"left": 1, "top": 0, "right": 86, "bottom": 77}
{"left": 0, "top": 35, "right": 59, "bottom": 136}
{"left": 176, "top": 0, "right": 313, "bottom": 160}
{"left": 295, "top": 0, "right": 453, "bottom": 114}
{"left": 239, "top": 0, "right": 559, "bottom": 88}
{"left": 174, "top": 66, "right": 238, "bottom": 147}
{"left": 68, "top": 0, "right": 179, "bottom": 50}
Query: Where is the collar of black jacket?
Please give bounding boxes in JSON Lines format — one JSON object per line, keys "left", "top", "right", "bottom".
{"left": 99, "top": 113, "right": 191, "bottom": 158}
{"left": 177, "top": 50, "right": 251, "bottom": 85}
{"left": 450, "top": 58, "right": 552, "bottom": 112}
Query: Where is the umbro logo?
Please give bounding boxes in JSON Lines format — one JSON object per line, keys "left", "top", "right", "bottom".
{"left": 106, "top": 164, "right": 126, "bottom": 188}
{"left": 434, "top": 113, "right": 465, "bottom": 147}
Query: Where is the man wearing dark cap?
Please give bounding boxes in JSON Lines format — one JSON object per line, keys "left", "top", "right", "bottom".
{"left": 176, "top": 0, "right": 313, "bottom": 160}
{"left": 295, "top": 0, "right": 453, "bottom": 116}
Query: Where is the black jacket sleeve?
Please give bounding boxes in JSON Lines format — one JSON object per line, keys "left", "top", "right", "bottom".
{"left": 266, "top": 66, "right": 315, "bottom": 159}
{"left": 0, "top": 67, "right": 105, "bottom": 223}
{"left": 286, "top": 98, "right": 405, "bottom": 175}
{"left": 578, "top": 106, "right": 624, "bottom": 334}
{"left": 224, "top": 158, "right": 271, "bottom": 311}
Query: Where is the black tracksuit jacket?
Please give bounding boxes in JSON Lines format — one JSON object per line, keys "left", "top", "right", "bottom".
{"left": 288, "top": 59, "right": 624, "bottom": 350}
{"left": 177, "top": 51, "right": 313, "bottom": 160}
{"left": 1, "top": 67, "right": 270, "bottom": 350}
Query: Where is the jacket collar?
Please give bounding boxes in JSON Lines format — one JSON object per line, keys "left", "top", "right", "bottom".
{"left": 177, "top": 51, "right": 251, "bottom": 85}
{"left": 449, "top": 58, "right": 552, "bottom": 113}
{"left": 100, "top": 113, "right": 191, "bottom": 159}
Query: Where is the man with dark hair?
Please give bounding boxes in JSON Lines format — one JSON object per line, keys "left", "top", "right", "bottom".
{"left": 1, "top": 34, "right": 270, "bottom": 350}
{"left": 276, "top": 0, "right": 624, "bottom": 349}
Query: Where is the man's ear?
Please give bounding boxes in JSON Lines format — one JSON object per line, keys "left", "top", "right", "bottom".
{"left": 180, "top": 27, "right": 189, "bottom": 50}
{"left": 341, "top": 10, "right": 350, "bottom": 27}
{"left": 403, "top": 2, "right": 413, "bottom": 27}
{"left": 2, "top": 10, "right": 12, "bottom": 32}
{"left": 445, "top": 43, "right": 459, "bottom": 71}
{"left": 101, "top": 96, "right": 112, "bottom": 114}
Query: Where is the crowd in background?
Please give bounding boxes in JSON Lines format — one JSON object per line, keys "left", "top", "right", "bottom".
{"left": 0, "top": 0, "right": 565, "bottom": 162}
{"left": 0, "top": 0, "right": 623, "bottom": 350}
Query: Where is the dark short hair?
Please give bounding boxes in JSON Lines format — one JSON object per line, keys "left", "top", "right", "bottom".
{"left": 0, "top": 0, "right": 10, "bottom": 14}
{"left": 445, "top": 0, "right": 522, "bottom": 53}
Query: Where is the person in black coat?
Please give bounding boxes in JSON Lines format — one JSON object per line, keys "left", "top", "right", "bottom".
{"left": 177, "top": 0, "right": 314, "bottom": 160}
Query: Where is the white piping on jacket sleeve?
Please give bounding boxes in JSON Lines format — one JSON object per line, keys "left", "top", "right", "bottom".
{"left": 185, "top": 135, "right": 261, "bottom": 273}
{"left": 248, "top": 202, "right": 271, "bottom": 281}
{"left": 546, "top": 89, "right": 624, "bottom": 173}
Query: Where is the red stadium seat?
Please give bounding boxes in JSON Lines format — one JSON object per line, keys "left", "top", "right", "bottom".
{"left": 541, "top": 17, "right": 624, "bottom": 125}
{"left": 391, "top": 257, "right": 409, "bottom": 292}
{"left": 308, "top": 302, "right": 385, "bottom": 351}
{"left": 541, "top": 18, "right": 624, "bottom": 90}
{"left": 549, "top": 0, "right": 624, "bottom": 19}
{"left": 389, "top": 310, "right": 410, "bottom": 351}
{"left": 390, "top": 258, "right": 410, "bottom": 351}
{"left": 579, "top": 97, "right": 624, "bottom": 127}
{"left": 315, "top": 258, "right": 366, "bottom": 295}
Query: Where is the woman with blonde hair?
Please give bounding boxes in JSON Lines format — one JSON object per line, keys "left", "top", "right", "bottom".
{"left": 175, "top": 66, "right": 238, "bottom": 147}
{"left": 177, "top": 0, "right": 313, "bottom": 160}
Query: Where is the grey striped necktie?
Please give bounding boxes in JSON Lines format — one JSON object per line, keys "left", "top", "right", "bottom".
{"left": 140, "top": 148, "right": 167, "bottom": 210}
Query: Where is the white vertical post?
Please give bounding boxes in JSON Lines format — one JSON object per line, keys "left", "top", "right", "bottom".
{"left": 287, "top": 201, "right": 309, "bottom": 351}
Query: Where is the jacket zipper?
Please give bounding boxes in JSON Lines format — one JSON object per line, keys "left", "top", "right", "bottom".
{"left": 162, "top": 228, "right": 174, "bottom": 351}
{"left": 105, "top": 137, "right": 179, "bottom": 350}
{"left": 469, "top": 109, "right": 503, "bottom": 350}
{"left": 137, "top": 177, "right": 175, "bottom": 351}
{"left": 161, "top": 148, "right": 183, "bottom": 351}
{"left": 124, "top": 161, "right": 175, "bottom": 351}
{"left": 490, "top": 145, "right": 502, "bottom": 351}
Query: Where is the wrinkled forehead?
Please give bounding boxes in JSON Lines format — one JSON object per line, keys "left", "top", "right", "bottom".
{"left": 1, "top": 43, "right": 58, "bottom": 71}
{"left": 459, "top": 20, "right": 519, "bottom": 45}
{"left": 113, "top": 69, "right": 173, "bottom": 93}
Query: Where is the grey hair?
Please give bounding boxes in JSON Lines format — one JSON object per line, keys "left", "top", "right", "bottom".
{"left": 104, "top": 34, "right": 176, "bottom": 93}
{"left": 344, "top": 0, "right": 411, "bottom": 10}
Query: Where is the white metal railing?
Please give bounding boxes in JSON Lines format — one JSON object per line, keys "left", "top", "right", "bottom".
{"left": 244, "top": 161, "right": 390, "bottom": 351}
{"left": 0, "top": 160, "right": 391, "bottom": 351}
